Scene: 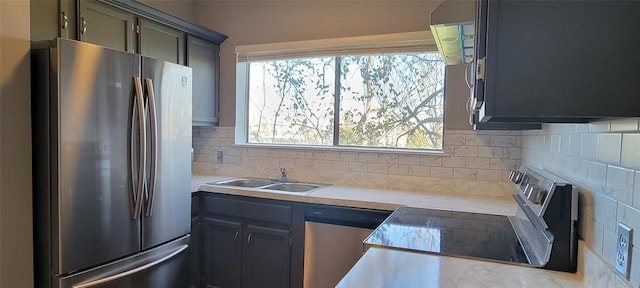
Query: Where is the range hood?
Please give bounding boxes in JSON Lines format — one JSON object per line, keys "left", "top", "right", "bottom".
{"left": 430, "top": 0, "right": 475, "bottom": 65}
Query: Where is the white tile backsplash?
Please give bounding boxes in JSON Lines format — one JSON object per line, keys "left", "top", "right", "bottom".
{"left": 465, "top": 157, "right": 490, "bottom": 169}
{"left": 444, "top": 134, "right": 466, "bottom": 146}
{"left": 398, "top": 154, "right": 419, "bottom": 165}
{"left": 453, "top": 168, "right": 477, "bottom": 180}
{"left": 621, "top": 134, "right": 640, "bottom": 170}
{"left": 590, "top": 121, "right": 611, "bottom": 132}
{"left": 586, "top": 161, "right": 607, "bottom": 194}
{"left": 419, "top": 155, "right": 442, "bottom": 166}
{"left": 490, "top": 135, "right": 518, "bottom": 147}
{"left": 581, "top": 134, "right": 598, "bottom": 160}
{"left": 367, "top": 163, "right": 388, "bottom": 174}
{"left": 387, "top": 164, "right": 409, "bottom": 176}
{"left": 597, "top": 134, "right": 622, "bottom": 165}
{"left": 378, "top": 154, "right": 399, "bottom": 164}
{"left": 430, "top": 167, "right": 453, "bottom": 178}
{"left": 617, "top": 203, "right": 640, "bottom": 248}
{"left": 358, "top": 152, "right": 379, "bottom": 163}
{"left": 522, "top": 119, "right": 640, "bottom": 288}
{"left": 605, "top": 166, "right": 634, "bottom": 205}
{"left": 465, "top": 134, "right": 491, "bottom": 146}
{"left": 407, "top": 165, "right": 430, "bottom": 177}
{"left": 610, "top": 118, "right": 639, "bottom": 132}
{"left": 442, "top": 156, "right": 466, "bottom": 168}
{"left": 444, "top": 145, "right": 479, "bottom": 157}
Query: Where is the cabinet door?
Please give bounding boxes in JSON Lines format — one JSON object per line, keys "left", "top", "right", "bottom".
{"left": 30, "top": 0, "right": 77, "bottom": 41}
{"left": 78, "top": 0, "right": 136, "bottom": 52}
{"left": 140, "top": 19, "right": 185, "bottom": 65}
{"left": 187, "top": 35, "right": 220, "bottom": 126}
{"left": 243, "top": 225, "right": 291, "bottom": 288}
{"left": 203, "top": 217, "right": 242, "bottom": 288}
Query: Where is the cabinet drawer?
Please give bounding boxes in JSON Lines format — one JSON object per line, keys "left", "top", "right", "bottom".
{"left": 241, "top": 201, "right": 291, "bottom": 225}
{"left": 204, "top": 196, "right": 243, "bottom": 217}
{"left": 204, "top": 195, "right": 292, "bottom": 225}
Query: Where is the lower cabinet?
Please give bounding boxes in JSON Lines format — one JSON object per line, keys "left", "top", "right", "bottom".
{"left": 203, "top": 218, "right": 242, "bottom": 288}
{"left": 242, "top": 225, "right": 291, "bottom": 288}
{"left": 193, "top": 193, "right": 303, "bottom": 288}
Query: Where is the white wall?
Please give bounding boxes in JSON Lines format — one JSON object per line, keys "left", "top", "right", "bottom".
{"left": 522, "top": 119, "right": 640, "bottom": 288}
{"left": 0, "top": 0, "right": 33, "bottom": 287}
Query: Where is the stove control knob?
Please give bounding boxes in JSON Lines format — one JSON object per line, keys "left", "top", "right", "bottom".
{"left": 527, "top": 185, "right": 542, "bottom": 204}
{"left": 509, "top": 171, "right": 523, "bottom": 184}
{"left": 535, "top": 189, "right": 548, "bottom": 204}
{"left": 523, "top": 184, "right": 532, "bottom": 197}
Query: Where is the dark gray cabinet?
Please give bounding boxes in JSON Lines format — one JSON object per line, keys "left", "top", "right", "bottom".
{"left": 242, "top": 225, "right": 291, "bottom": 288}
{"left": 31, "top": 0, "right": 227, "bottom": 127}
{"left": 187, "top": 35, "right": 221, "bottom": 126}
{"left": 31, "top": 0, "right": 77, "bottom": 41}
{"left": 204, "top": 218, "right": 242, "bottom": 288}
{"left": 78, "top": 0, "right": 136, "bottom": 52}
{"left": 473, "top": 0, "right": 640, "bottom": 123}
{"left": 140, "top": 18, "right": 186, "bottom": 65}
{"left": 193, "top": 193, "right": 303, "bottom": 288}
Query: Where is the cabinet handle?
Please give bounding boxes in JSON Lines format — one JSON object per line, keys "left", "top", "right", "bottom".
{"left": 247, "top": 234, "right": 252, "bottom": 244}
{"left": 476, "top": 58, "right": 485, "bottom": 81}
{"left": 81, "top": 18, "right": 87, "bottom": 34}
{"left": 61, "top": 12, "right": 68, "bottom": 30}
{"left": 234, "top": 231, "right": 239, "bottom": 241}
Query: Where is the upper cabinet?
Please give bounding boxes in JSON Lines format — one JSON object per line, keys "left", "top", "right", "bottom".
{"left": 79, "top": 0, "right": 136, "bottom": 52}
{"left": 139, "top": 18, "right": 186, "bottom": 65}
{"left": 30, "top": 0, "right": 228, "bottom": 127}
{"left": 187, "top": 35, "right": 220, "bottom": 126}
{"left": 472, "top": 0, "right": 640, "bottom": 123}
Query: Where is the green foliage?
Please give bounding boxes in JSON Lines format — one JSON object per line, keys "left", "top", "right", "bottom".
{"left": 247, "top": 52, "right": 444, "bottom": 150}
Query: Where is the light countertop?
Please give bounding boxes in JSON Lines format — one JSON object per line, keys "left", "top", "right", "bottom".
{"left": 192, "top": 174, "right": 516, "bottom": 215}
{"left": 337, "top": 247, "right": 584, "bottom": 288}
{"left": 192, "top": 174, "right": 592, "bottom": 288}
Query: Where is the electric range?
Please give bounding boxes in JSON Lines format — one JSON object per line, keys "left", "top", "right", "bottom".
{"left": 364, "top": 165, "right": 579, "bottom": 272}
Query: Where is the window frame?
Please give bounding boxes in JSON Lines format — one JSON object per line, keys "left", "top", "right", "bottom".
{"left": 234, "top": 32, "right": 446, "bottom": 154}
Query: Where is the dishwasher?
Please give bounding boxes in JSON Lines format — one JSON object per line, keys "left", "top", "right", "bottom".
{"left": 303, "top": 204, "right": 391, "bottom": 288}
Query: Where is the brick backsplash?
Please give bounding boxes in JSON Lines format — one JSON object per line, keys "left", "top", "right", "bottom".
{"left": 522, "top": 118, "right": 640, "bottom": 288}
{"left": 192, "top": 127, "right": 521, "bottom": 196}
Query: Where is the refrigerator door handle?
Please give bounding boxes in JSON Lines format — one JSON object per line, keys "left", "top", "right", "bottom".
{"left": 144, "top": 78, "right": 158, "bottom": 217}
{"left": 71, "top": 244, "right": 188, "bottom": 288}
{"left": 132, "top": 77, "right": 146, "bottom": 220}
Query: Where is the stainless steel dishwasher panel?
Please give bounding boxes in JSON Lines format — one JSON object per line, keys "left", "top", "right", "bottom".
{"left": 303, "top": 222, "right": 373, "bottom": 288}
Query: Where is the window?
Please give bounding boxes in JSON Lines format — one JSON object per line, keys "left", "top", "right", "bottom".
{"left": 236, "top": 32, "right": 445, "bottom": 151}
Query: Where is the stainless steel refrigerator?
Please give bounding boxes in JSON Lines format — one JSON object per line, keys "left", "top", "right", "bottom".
{"left": 32, "top": 38, "right": 192, "bottom": 288}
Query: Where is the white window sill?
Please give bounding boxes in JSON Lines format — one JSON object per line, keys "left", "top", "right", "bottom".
{"left": 232, "top": 143, "right": 445, "bottom": 156}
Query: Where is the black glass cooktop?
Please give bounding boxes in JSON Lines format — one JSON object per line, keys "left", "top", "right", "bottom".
{"left": 364, "top": 207, "right": 529, "bottom": 265}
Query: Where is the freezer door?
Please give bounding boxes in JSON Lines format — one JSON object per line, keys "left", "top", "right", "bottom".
{"left": 55, "top": 39, "right": 142, "bottom": 274}
{"left": 57, "top": 235, "right": 190, "bottom": 288}
{"left": 141, "top": 58, "right": 192, "bottom": 249}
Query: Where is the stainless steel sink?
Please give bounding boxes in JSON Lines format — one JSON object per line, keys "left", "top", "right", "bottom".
{"left": 212, "top": 178, "right": 276, "bottom": 188}
{"left": 262, "top": 183, "right": 323, "bottom": 193}
{"left": 209, "top": 178, "right": 328, "bottom": 193}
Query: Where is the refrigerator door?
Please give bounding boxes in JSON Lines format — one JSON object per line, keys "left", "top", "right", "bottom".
{"left": 141, "top": 57, "right": 192, "bottom": 249}
{"left": 55, "top": 39, "right": 142, "bottom": 274}
{"left": 57, "top": 235, "right": 190, "bottom": 288}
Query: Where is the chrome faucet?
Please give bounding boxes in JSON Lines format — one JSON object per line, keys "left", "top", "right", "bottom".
{"left": 279, "top": 167, "right": 288, "bottom": 182}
